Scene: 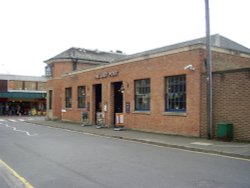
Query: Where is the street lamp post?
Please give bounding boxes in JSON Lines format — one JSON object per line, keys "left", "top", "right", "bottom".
{"left": 205, "top": 0, "right": 213, "bottom": 139}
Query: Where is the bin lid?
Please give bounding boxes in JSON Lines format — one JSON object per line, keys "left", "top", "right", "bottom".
{"left": 217, "top": 122, "right": 233, "bottom": 125}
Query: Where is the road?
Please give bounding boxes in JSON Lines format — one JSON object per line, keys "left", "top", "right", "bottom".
{"left": 0, "top": 116, "right": 250, "bottom": 188}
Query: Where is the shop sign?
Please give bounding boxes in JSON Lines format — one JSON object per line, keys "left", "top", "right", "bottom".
{"left": 115, "top": 113, "right": 124, "bottom": 127}
{"left": 95, "top": 71, "right": 119, "bottom": 79}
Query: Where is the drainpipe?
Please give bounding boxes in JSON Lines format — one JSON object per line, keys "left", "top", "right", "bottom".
{"left": 205, "top": 0, "right": 213, "bottom": 139}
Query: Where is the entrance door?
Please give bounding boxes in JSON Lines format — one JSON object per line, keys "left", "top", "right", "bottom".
{"left": 113, "top": 82, "right": 123, "bottom": 127}
{"left": 94, "top": 84, "right": 102, "bottom": 125}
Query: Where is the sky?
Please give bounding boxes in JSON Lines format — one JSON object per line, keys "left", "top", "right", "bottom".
{"left": 0, "top": 0, "right": 250, "bottom": 76}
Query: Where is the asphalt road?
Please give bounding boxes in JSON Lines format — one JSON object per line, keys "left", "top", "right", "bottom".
{"left": 0, "top": 117, "right": 250, "bottom": 188}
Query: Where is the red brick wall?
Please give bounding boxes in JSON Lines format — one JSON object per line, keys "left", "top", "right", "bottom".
{"left": 212, "top": 51, "right": 250, "bottom": 71}
{"left": 76, "top": 63, "right": 98, "bottom": 71}
{"left": 46, "top": 79, "right": 63, "bottom": 120}
{"left": 200, "top": 74, "right": 208, "bottom": 138}
{"left": 54, "top": 49, "right": 204, "bottom": 137}
{"left": 213, "top": 70, "right": 250, "bottom": 141}
{"left": 201, "top": 50, "right": 250, "bottom": 141}
{"left": 52, "top": 62, "right": 72, "bottom": 77}
{"left": 47, "top": 47, "right": 250, "bottom": 140}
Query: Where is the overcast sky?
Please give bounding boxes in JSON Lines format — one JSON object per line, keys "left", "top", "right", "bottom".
{"left": 0, "top": 0, "right": 249, "bottom": 76}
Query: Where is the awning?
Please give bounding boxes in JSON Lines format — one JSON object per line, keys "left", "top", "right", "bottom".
{"left": 0, "top": 92, "right": 46, "bottom": 99}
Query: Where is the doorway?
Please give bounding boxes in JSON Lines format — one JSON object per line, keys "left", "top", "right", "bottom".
{"left": 94, "top": 84, "right": 102, "bottom": 125}
{"left": 113, "top": 82, "right": 123, "bottom": 127}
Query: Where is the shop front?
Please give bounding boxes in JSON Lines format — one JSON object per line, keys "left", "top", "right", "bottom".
{"left": 46, "top": 35, "right": 250, "bottom": 140}
{"left": 0, "top": 92, "right": 46, "bottom": 116}
{"left": 57, "top": 48, "right": 202, "bottom": 138}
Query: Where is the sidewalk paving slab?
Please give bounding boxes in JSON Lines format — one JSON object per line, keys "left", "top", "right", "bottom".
{"left": 26, "top": 119, "right": 250, "bottom": 160}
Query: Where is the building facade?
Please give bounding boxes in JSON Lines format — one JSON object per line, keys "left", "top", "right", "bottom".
{"left": 0, "top": 74, "right": 46, "bottom": 115}
{"left": 45, "top": 35, "right": 250, "bottom": 141}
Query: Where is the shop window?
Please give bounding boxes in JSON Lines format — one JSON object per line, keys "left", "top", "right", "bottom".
{"left": 134, "top": 79, "right": 150, "bottom": 111}
{"left": 77, "top": 86, "right": 86, "bottom": 108}
{"left": 165, "top": 75, "right": 186, "bottom": 112}
{"left": 49, "top": 90, "right": 53, "bottom": 109}
{"left": 65, "top": 87, "right": 72, "bottom": 108}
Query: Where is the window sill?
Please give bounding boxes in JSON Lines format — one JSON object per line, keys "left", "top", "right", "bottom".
{"left": 64, "top": 108, "right": 72, "bottom": 111}
{"left": 163, "top": 112, "right": 187, "bottom": 116}
{"left": 77, "top": 108, "right": 86, "bottom": 110}
{"left": 132, "top": 111, "right": 151, "bottom": 115}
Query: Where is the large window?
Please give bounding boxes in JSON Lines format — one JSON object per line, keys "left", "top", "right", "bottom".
{"left": 65, "top": 87, "right": 72, "bottom": 108}
{"left": 165, "top": 75, "right": 186, "bottom": 112}
{"left": 45, "top": 65, "right": 52, "bottom": 77}
{"left": 77, "top": 86, "right": 86, "bottom": 108}
{"left": 135, "top": 79, "right": 150, "bottom": 111}
{"left": 49, "top": 90, "right": 53, "bottom": 110}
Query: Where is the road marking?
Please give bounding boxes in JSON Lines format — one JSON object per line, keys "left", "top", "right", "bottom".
{"left": 0, "top": 119, "right": 5, "bottom": 122}
{"left": 4, "top": 124, "right": 38, "bottom": 136}
{"left": 9, "top": 119, "right": 17, "bottom": 122}
{"left": 0, "top": 159, "right": 33, "bottom": 188}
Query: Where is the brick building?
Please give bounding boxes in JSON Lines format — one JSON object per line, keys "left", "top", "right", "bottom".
{"left": 0, "top": 74, "right": 46, "bottom": 115}
{"left": 45, "top": 34, "right": 250, "bottom": 141}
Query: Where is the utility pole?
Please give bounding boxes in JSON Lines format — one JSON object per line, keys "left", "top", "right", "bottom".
{"left": 205, "top": 0, "right": 213, "bottom": 139}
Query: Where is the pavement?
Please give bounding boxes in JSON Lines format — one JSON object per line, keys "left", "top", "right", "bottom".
{"left": 27, "top": 118, "right": 250, "bottom": 160}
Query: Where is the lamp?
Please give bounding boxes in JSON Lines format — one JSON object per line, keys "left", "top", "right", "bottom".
{"left": 120, "top": 84, "right": 124, "bottom": 93}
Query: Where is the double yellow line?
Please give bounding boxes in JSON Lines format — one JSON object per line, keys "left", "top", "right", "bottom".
{"left": 0, "top": 159, "right": 33, "bottom": 188}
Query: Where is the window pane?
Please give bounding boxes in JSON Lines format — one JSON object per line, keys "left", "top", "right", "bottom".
{"left": 134, "top": 79, "right": 150, "bottom": 111}
{"left": 65, "top": 87, "right": 72, "bottom": 108}
{"left": 77, "top": 86, "right": 86, "bottom": 108}
{"left": 165, "top": 75, "right": 186, "bottom": 112}
{"left": 49, "top": 90, "right": 52, "bottom": 109}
